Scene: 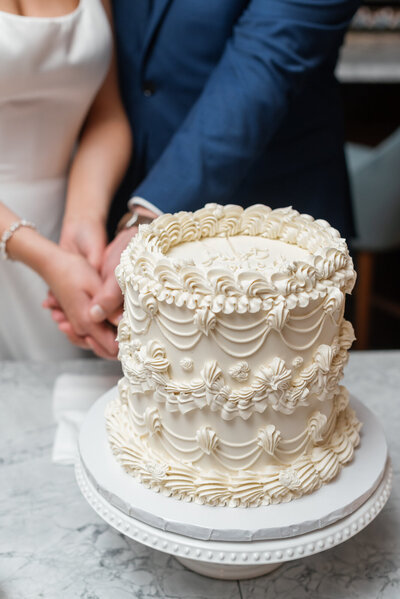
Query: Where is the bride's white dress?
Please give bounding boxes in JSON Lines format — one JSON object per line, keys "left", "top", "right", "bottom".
{"left": 0, "top": 0, "right": 112, "bottom": 359}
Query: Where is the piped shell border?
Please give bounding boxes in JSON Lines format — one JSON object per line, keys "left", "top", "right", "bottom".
{"left": 116, "top": 204, "right": 356, "bottom": 315}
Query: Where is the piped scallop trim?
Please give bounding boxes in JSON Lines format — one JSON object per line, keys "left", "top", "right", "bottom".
{"left": 105, "top": 389, "right": 361, "bottom": 508}
{"left": 116, "top": 204, "right": 356, "bottom": 315}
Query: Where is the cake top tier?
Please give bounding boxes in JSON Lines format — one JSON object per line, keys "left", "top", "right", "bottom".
{"left": 117, "top": 204, "right": 356, "bottom": 314}
{"left": 167, "top": 235, "right": 312, "bottom": 271}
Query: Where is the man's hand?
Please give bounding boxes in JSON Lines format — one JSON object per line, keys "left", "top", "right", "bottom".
{"left": 59, "top": 217, "right": 107, "bottom": 271}
{"left": 89, "top": 227, "right": 138, "bottom": 325}
{"left": 89, "top": 206, "right": 159, "bottom": 328}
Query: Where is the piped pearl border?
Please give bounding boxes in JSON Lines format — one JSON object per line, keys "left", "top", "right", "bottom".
{"left": 117, "top": 205, "right": 356, "bottom": 315}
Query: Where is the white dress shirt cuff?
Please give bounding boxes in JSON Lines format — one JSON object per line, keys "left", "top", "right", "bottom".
{"left": 128, "top": 196, "right": 164, "bottom": 216}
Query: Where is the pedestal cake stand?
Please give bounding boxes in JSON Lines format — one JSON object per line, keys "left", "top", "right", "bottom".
{"left": 75, "top": 388, "right": 392, "bottom": 580}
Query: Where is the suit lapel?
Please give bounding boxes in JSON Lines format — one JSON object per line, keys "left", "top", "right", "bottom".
{"left": 140, "top": 0, "right": 173, "bottom": 67}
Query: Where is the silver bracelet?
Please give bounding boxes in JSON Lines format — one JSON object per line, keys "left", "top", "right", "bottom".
{"left": 0, "top": 219, "right": 37, "bottom": 261}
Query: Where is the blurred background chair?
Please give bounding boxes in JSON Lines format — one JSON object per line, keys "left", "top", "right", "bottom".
{"left": 345, "top": 126, "right": 400, "bottom": 349}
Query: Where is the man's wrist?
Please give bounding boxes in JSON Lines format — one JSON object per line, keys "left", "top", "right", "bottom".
{"left": 64, "top": 191, "right": 111, "bottom": 226}
{"left": 115, "top": 211, "right": 155, "bottom": 235}
{"left": 128, "top": 196, "right": 163, "bottom": 217}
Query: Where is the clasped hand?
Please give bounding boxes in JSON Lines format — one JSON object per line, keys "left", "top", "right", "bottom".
{"left": 43, "top": 219, "right": 136, "bottom": 360}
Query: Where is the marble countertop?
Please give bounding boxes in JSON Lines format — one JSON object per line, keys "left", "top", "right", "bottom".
{"left": 0, "top": 352, "right": 399, "bottom": 599}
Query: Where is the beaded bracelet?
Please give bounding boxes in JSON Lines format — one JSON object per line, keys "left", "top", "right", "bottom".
{"left": 0, "top": 220, "right": 37, "bottom": 261}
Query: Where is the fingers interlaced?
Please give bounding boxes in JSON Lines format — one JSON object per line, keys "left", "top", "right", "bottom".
{"left": 42, "top": 236, "right": 120, "bottom": 358}
{"left": 90, "top": 272, "right": 123, "bottom": 323}
{"left": 51, "top": 309, "right": 67, "bottom": 324}
{"left": 86, "top": 334, "right": 119, "bottom": 360}
{"left": 58, "top": 321, "right": 91, "bottom": 349}
{"left": 43, "top": 290, "right": 61, "bottom": 310}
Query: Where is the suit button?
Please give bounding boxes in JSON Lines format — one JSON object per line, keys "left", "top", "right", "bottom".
{"left": 142, "top": 81, "right": 156, "bottom": 97}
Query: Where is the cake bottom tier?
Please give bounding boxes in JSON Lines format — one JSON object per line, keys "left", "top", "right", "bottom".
{"left": 105, "top": 393, "right": 361, "bottom": 508}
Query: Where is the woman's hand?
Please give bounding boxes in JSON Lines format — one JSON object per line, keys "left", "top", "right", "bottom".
{"left": 43, "top": 216, "right": 109, "bottom": 346}
{"left": 45, "top": 228, "right": 132, "bottom": 357}
{"left": 42, "top": 248, "right": 118, "bottom": 358}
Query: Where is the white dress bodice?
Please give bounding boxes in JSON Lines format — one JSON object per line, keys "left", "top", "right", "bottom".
{"left": 0, "top": 0, "right": 111, "bottom": 186}
{"left": 0, "top": 0, "right": 113, "bottom": 359}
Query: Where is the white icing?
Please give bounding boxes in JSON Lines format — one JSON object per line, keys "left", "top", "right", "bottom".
{"left": 106, "top": 396, "right": 361, "bottom": 507}
{"left": 195, "top": 426, "right": 219, "bottom": 456}
{"left": 125, "top": 291, "right": 340, "bottom": 364}
{"left": 131, "top": 401, "right": 333, "bottom": 472}
{"left": 143, "top": 407, "right": 161, "bottom": 436}
{"left": 167, "top": 236, "right": 312, "bottom": 270}
{"left": 107, "top": 203, "right": 359, "bottom": 507}
{"left": 179, "top": 357, "right": 194, "bottom": 371}
{"left": 292, "top": 356, "right": 304, "bottom": 369}
{"left": 193, "top": 307, "right": 217, "bottom": 336}
{"left": 256, "top": 357, "right": 292, "bottom": 393}
{"left": 308, "top": 411, "right": 328, "bottom": 443}
{"left": 119, "top": 314, "right": 354, "bottom": 421}
{"left": 117, "top": 204, "right": 356, "bottom": 316}
{"left": 257, "top": 425, "right": 282, "bottom": 456}
{"left": 228, "top": 361, "right": 250, "bottom": 382}
{"left": 279, "top": 469, "right": 302, "bottom": 490}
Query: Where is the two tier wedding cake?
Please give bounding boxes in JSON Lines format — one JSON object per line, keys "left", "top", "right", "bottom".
{"left": 106, "top": 204, "right": 360, "bottom": 507}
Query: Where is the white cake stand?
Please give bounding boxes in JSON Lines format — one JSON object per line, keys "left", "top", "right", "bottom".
{"left": 75, "top": 388, "right": 392, "bottom": 580}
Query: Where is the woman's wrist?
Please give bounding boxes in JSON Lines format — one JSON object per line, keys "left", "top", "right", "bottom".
{"left": 0, "top": 220, "right": 36, "bottom": 260}
{"left": 6, "top": 225, "right": 63, "bottom": 281}
{"left": 39, "top": 244, "right": 68, "bottom": 282}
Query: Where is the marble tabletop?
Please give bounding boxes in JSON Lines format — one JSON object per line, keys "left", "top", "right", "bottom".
{"left": 0, "top": 352, "right": 399, "bottom": 599}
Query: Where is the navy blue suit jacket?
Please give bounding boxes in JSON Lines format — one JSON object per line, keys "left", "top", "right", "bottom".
{"left": 112, "top": 0, "right": 359, "bottom": 237}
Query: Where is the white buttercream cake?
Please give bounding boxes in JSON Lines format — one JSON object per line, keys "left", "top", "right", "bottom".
{"left": 106, "top": 204, "right": 360, "bottom": 507}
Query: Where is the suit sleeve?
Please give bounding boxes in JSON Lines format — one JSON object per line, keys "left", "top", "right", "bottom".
{"left": 134, "top": 0, "right": 359, "bottom": 213}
